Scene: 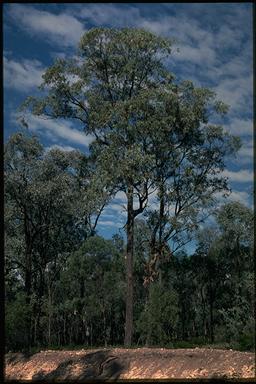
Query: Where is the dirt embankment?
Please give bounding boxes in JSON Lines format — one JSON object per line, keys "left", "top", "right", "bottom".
{"left": 5, "top": 347, "right": 255, "bottom": 381}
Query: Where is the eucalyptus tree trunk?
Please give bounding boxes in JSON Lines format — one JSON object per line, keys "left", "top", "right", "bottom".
{"left": 124, "top": 185, "right": 134, "bottom": 347}
{"left": 158, "top": 179, "right": 165, "bottom": 247}
{"left": 236, "top": 236, "right": 242, "bottom": 297}
{"left": 24, "top": 213, "right": 33, "bottom": 348}
{"left": 209, "top": 278, "right": 215, "bottom": 343}
{"left": 158, "top": 179, "right": 165, "bottom": 285}
{"left": 24, "top": 217, "right": 32, "bottom": 305}
{"left": 48, "top": 285, "right": 52, "bottom": 346}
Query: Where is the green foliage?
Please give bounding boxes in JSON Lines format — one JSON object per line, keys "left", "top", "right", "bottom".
{"left": 4, "top": 131, "right": 112, "bottom": 350}
{"left": 5, "top": 198, "right": 254, "bottom": 351}
{"left": 51, "top": 236, "right": 126, "bottom": 347}
{"left": 238, "top": 332, "right": 255, "bottom": 352}
{"left": 136, "top": 282, "right": 178, "bottom": 345}
{"left": 217, "top": 201, "right": 254, "bottom": 248}
{"left": 6, "top": 27, "right": 250, "bottom": 352}
{"left": 5, "top": 293, "right": 31, "bottom": 351}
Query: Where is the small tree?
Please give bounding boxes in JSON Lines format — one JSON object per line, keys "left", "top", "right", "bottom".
{"left": 136, "top": 282, "right": 178, "bottom": 346}
{"left": 4, "top": 131, "right": 109, "bottom": 348}
{"left": 194, "top": 202, "right": 254, "bottom": 346}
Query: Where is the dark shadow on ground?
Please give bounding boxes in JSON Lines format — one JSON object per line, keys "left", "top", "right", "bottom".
{"left": 32, "top": 350, "right": 127, "bottom": 381}
{"left": 5, "top": 352, "right": 36, "bottom": 365}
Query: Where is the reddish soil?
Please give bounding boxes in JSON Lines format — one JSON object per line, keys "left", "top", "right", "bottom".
{"left": 5, "top": 347, "right": 255, "bottom": 381}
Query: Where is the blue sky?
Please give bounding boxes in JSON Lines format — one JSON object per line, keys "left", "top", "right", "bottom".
{"left": 3, "top": 3, "right": 253, "bottom": 249}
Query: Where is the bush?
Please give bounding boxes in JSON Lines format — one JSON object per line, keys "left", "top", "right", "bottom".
{"left": 136, "top": 283, "right": 178, "bottom": 346}
{"left": 173, "top": 341, "right": 195, "bottom": 348}
{"left": 5, "top": 293, "right": 31, "bottom": 351}
{"left": 238, "top": 333, "right": 255, "bottom": 351}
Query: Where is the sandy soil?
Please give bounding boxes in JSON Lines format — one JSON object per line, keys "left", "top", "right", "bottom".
{"left": 5, "top": 347, "right": 255, "bottom": 381}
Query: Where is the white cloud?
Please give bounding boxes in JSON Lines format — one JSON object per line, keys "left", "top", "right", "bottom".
{"left": 8, "top": 3, "right": 251, "bottom": 88}
{"left": 225, "top": 127, "right": 253, "bottom": 167}
{"left": 217, "top": 49, "right": 252, "bottom": 79}
{"left": 97, "top": 219, "right": 124, "bottom": 228}
{"left": 20, "top": 114, "right": 94, "bottom": 147}
{"left": 172, "top": 44, "right": 216, "bottom": 66}
{"left": 114, "top": 191, "right": 127, "bottom": 202}
{"left": 140, "top": 18, "right": 173, "bottom": 37}
{"left": 147, "top": 201, "right": 159, "bottom": 212}
{"left": 222, "top": 169, "right": 253, "bottom": 183}
{"left": 8, "top": 4, "right": 85, "bottom": 47}
{"left": 228, "top": 190, "right": 251, "bottom": 206}
{"left": 45, "top": 144, "right": 77, "bottom": 152}
{"left": 50, "top": 51, "right": 68, "bottom": 60}
{"left": 236, "top": 139, "right": 253, "bottom": 165}
{"left": 72, "top": 5, "right": 218, "bottom": 67}
{"left": 225, "top": 118, "right": 253, "bottom": 137}
{"left": 74, "top": 3, "right": 141, "bottom": 28}
{"left": 140, "top": 16, "right": 219, "bottom": 68}
{"left": 214, "top": 75, "right": 253, "bottom": 114}
{"left": 4, "top": 57, "right": 45, "bottom": 91}
{"left": 214, "top": 189, "right": 252, "bottom": 208}
{"left": 105, "top": 203, "right": 127, "bottom": 218}
{"left": 109, "top": 203, "right": 125, "bottom": 212}
{"left": 7, "top": 3, "right": 251, "bottom": 116}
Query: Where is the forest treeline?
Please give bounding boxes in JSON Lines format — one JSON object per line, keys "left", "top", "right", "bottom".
{"left": 5, "top": 132, "right": 254, "bottom": 352}
{"left": 4, "top": 28, "right": 254, "bottom": 352}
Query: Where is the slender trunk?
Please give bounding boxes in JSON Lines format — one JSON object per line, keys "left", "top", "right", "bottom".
{"left": 64, "top": 317, "right": 66, "bottom": 345}
{"left": 24, "top": 211, "right": 33, "bottom": 303}
{"left": 209, "top": 280, "right": 214, "bottom": 343}
{"left": 103, "top": 311, "right": 107, "bottom": 347}
{"left": 34, "top": 268, "right": 44, "bottom": 346}
{"left": 124, "top": 185, "right": 134, "bottom": 347}
{"left": 146, "top": 331, "right": 151, "bottom": 347}
{"left": 48, "top": 285, "right": 52, "bottom": 346}
{"left": 181, "top": 301, "right": 186, "bottom": 340}
{"left": 236, "top": 237, "right": 242, "bottom": 297}
{"left": 110, "top": 308, "right": 113, "bottom": 346}
{"left": 24, "top": 253, "right": 32, "bottom": 303}
{"left": 24, "top": 214, "right": 32, "bottom": 348}
{"left": 158, "top": 180, "right": 164, "bottom": 286}
{"left": 200, "top": 285, "right": 207, "bottom": 340}
{"left": 159, "top": 269, "right": 162, "bottom": 284}
{"left": 193, "top": 320, "right": 196, "bottom": 337}
{"left": 80, "top": 279, "right": 85, "bottom": 344}
{"left": 80, "top": 278, "right": 85, "bottom": 299}
{"left": 159, "top": 179, "right": 165, "bottom": 246}
{"left": 145, "top": 283, "right": 151, "bottom": 347}
{"left": 34, "top": 317, "right": 37, "bottom": 346}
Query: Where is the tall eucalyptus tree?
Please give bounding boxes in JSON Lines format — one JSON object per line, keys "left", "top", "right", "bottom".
{"left": 21, "top": 28, "right": 174, "bottom": 346}
{"left": 21, "top": 28, "right": 240, "bottom": 346}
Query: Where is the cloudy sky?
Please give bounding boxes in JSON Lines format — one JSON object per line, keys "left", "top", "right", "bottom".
{"left": 3, "top": 3, "right": 253, "bottom": 245}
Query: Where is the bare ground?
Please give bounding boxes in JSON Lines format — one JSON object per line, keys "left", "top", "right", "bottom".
{"left": 5, "top": 347, "right": 255, "bottom": 381}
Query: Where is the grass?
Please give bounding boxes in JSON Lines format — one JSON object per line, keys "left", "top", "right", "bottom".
{"left": 8, "top": 337, "right": 255, "bottom": 354}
